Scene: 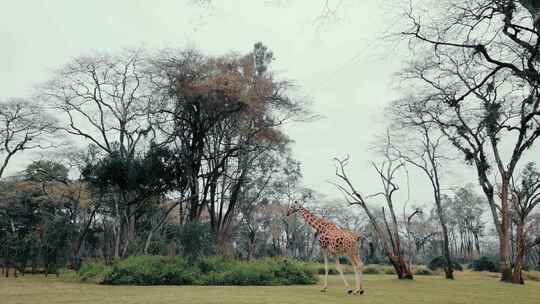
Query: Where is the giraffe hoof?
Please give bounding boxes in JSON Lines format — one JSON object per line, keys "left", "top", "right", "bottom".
{"left": 320, "top": 287, "right": 328, "bottom": 292}
{"left": 352, "top": 289, "right": 364, "bottom": 295}
{"left": 347, "top": 289, "right": 353, "bottom": 295}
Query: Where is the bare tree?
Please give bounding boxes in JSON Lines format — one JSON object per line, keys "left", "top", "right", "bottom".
{"left": 0, "top": 98, "right": 57, "bottom": 178}
{"left": 41, "top": 49, "right": 154, "bottom": 258}
{"left": 389, "top": 97, "right": 455, "bottom": 279}
{"left": 333, "top": 147, "right": 414, "bottom": 279}
{"left": 41, "top": 49, "right": 153, "bottom": 158}
{"left": 401, "top": 1, "right": 540, "bottom": 282}
{"left": 509, "top": 162, "right": 540, "bottom": 283}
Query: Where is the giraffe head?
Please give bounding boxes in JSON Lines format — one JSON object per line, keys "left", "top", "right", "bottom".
{"left": 286, "top": 201, "right": 302, "bottom": 216}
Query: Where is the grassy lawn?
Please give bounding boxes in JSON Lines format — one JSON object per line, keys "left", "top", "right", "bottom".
{"left": 1, "top": 271, "right": 539, "bottom": 304}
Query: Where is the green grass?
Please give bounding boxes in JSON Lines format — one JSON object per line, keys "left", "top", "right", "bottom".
{"left": 1, "top": 271, "right": 539, "bottom": 304}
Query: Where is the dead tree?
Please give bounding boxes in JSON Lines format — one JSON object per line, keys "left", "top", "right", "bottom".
{"left": 333, "top": 150, "right": 414, "bottom": 280}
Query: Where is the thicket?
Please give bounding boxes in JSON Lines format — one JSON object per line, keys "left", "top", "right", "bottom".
{"left": 428, "top": 256, "right": 463, "bottom": 271}
{"left": 79, "top": 256, "right": 317, "bottom": 286}
{"left": 471, "top": 257, "right": 500, "bottom": 273}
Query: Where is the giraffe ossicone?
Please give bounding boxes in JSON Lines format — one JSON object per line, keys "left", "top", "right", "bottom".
{"left": 287, "top": 201, "right": 365, "bottom": 295}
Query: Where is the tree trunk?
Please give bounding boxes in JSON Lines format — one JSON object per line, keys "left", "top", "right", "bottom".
{"left": 389, "top": 255, "right": 413, "bottom": 279}
{"left": 247, "top": 231, "right": 256, "bottom": 261}
{"left": 511, "top": 223, "right": 526, "bottom": 284}
{"left": 441, "top": 223, "right": 454, "bottom": 279}
{"left": 144, "top": 230, "right": 155, "bottom": 255}
{"left": 499, "top": 178, "right": 513, "bottom": 282}
{"left": 113, "top": 200, "right": 122, "bottom": 259}
{"left": 122, "top": 205, "right": 136, "bottom": 257}
{"left": 435, "top": 195, "right": 454, "bottom": 279}
{"left": 361, "top": 205, "right": 413, "bottom": 280}
{"left": 114, "top": 221, "right": 121, "bottom": 259}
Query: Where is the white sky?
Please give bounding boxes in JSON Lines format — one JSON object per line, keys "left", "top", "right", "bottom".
{"left": 1, "top": 0, "right": 536, "bottom": 212}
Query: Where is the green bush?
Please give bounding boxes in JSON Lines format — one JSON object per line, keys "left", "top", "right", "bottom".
{"left": 79, "top": 256, "right": 317, "bottom": 286}
{"left": 363, "top": 265, "right": 382, "bottom": 274}
{"left": 428, "top": 256, "right": 463, "bottom": 271}
{"left": 105, "top": 256, "right": 194, "bottom": 285}
{"left": 78, "top": 261, "right": 112, "bottom": 284}
{"left": 384, "top": 267, "right": 396, "bottom": 275}
{"left": 316, "top": 267, "right": 339, "bottom": 275}
{"left": 414, "top": 266, "right": 434, "bottom": 276}
{"left": 471, "top": 256, "right": 499, "bottom": 272}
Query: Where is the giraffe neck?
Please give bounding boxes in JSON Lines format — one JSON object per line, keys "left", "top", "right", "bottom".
{"left": 299, "top": 207, "right": 330, "bottom": 233}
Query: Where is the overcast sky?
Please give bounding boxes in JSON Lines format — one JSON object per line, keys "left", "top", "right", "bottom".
{"left": 3, "top": 0, "right": 535, "bottom": 211}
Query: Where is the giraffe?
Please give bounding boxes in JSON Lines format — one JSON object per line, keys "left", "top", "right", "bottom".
{"left": 287, "top": 201, "right": 364, "bottom": 295}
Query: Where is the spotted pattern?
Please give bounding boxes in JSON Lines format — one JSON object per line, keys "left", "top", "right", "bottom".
{"left": 287, "top": 204, "right": 365, "bottom": 294}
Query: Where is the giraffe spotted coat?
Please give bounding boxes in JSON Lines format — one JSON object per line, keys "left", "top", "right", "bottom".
{"left": 287, "top": 203, "right": 364, "bottom": 295}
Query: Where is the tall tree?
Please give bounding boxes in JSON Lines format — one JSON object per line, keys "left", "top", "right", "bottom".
{"left": 389, "top": 97, "right": 455, "bottom": 279}
{"left": 42, "top": 49, "right": 155, "bottom": 257}
{"left": 402, "top": 0, "right": 540, "bottom": 283}
{"left": 149, "top": 43, "right": 311, "bottom": 247}
{"left": 509, "top": 162, "right": 540, "bottom": 283}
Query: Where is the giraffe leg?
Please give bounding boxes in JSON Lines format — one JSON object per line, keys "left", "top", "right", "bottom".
{"left": 357, "top": 259, "right": 365, "bottom": 294}
{"left": 349, "top": 255, "right": 364, "bottom": 295}
{"left": 335, "top": 256, "right": 352, "bottom": 294}
{"left": 321, "top": 249, "right": 329, "bottom": 292}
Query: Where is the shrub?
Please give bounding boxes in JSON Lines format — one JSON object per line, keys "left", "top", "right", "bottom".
{"left": 80, "top": 256, "right": 317, "bottom": 286}
{"left": 524, "top": 271, "right": 540, "bottom": 282}
{"left": 428, "top": 256, "right": 463, "bottom": 271}
{"left": 258, "top": 258, "right": 318, "bottom": 285}
{"left": 316, "top": 267, "right": 339, "bottom": 275}
{"left": 471, "top": 256, "right": 499, "bottom": 272}
{"left": 414, "top": 266, "right": 434, "bottom": 276}
{"left": 310, "top": 262, "right": 354, "bottom": 275}
{"left": 363, "top": 265, "right": 382, "bottom": 274}
{"left": 78, "top": 261, "right": 112, "bottom": 284}
{"left": 384, "top": 267, "right": 396, "bottom": 275}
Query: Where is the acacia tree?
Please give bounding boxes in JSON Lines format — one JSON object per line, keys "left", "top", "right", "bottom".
{"left": 333, "top": 145, "right": 414, "bottom": 279}
{"left": 509, "top": 162, "right": 540, "bottom": 283}
{"left": 402, "top": 0, "right": 540, "bottom": 283}
{"left": 0, "top": 98, "right": 57, "bottom": 178}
